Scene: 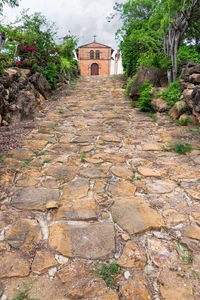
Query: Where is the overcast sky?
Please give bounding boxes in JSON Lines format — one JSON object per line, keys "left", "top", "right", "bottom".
{"left": 2, "top": 0, "right": 123, "bottom": 50}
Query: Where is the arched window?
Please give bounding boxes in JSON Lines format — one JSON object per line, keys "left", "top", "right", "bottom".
{"left": 90, "top": 50, "right": 94, "bottom": 59}
{"left": 96, "top": 50, "right": 100, "bottom": 59}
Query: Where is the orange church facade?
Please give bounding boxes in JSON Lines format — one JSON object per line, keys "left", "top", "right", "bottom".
{"left": 77, "top": 41, "right": 114, "bottom": 76}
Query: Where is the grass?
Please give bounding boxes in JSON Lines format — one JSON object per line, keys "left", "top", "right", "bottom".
{"left": 175, "top": 116, "right": 192, "bottom": 126}
{"left": 81, "top": 153, "right": 86, "bottom": 162}
{"left": 148, "top": 113, "right": 157, "bottom": 122}
{"left": 189, "top": 127, "right": 200, "bottom": 134}
{"left": 58, "top": 186, "right": 64, "bottom": 190}
{"left": 0, "top": 155, "right": 6, "bottom": 163}
{"left": 130, "top": 100, "right": 139, "bottom": 108}
{"left": 21, "top": 159, "right": 33, "bottom": 167}
{"left": 41, "top": 159, "right": 49, "bottom": 165}
{"left": 58, "top": 109, "right": 65, "bottom": 114}
{"left": 11, "top": 280, "right": 39, "bottom": 300}
{"left": 176, "top": 242, "right": 194, "bottom": 265}
{"left": 91, "top": 262, "right": 120, "bottom": 288}
{"left": 33, "top": 150, "right": 45, "bottom": 157}
{"left": 56, "top": 176, "right": 65, "bottom": 181}
{"left": 163, "top": 142, "right": 192, "bottom": 154}
{"left": 112, "top": 217, "right": 117, "bottom": 223}
{"left": 38, "top": 129, "right": 50, "bottom": 134}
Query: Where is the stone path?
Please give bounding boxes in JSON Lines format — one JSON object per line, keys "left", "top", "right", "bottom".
{"left": 0, "top": 75, "right": 200, "bottom": 299}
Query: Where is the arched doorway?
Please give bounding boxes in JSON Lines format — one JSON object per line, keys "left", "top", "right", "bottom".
{"left": 91, "top": 63, "right": 99, "bottom": 75}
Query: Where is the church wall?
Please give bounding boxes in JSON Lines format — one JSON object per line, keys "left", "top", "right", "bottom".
{"left": 78, "top": 46, "right": 111, "bottom": 76}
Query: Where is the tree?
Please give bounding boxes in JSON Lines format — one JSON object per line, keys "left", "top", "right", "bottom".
{"left": 112, "top": 0, "right": 200, "bottom": 81}
{"left": 162, "top": 0, "right": 200, "bottom": 82}
{"left": 0, "top": 0, "right": 20, "bottom": 51}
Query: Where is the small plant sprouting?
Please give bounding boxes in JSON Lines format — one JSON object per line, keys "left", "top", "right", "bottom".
{"left": 58, "top": 109, "right": 65, "bottom": 114}
{"left": 189, "top": 127, "right": 200, "bottom": 134}
{"left": 81, "top": 153, "right": 86, "bottom": 163}
{"left": 0, "top": 155, "right": 6, "bottom": 163}
{"left": 38, "top": 129, "right": 50, "bottom": 134}
{"left": 163, "top": 142, "right": 192, "bottom": 155}
{"left": 33, "top": 150, "right": 45, "bottom": 157}
{"left": 136, "top": 176, "right": 142, "bottom": 180}
{"left": 91, "top": 262, "right": 120, "bottom": 288}
{"left": 148, "top": 113, "right": 157, "bottom": 122}
{"left": 42, "top": 159, "right": 49, "bottom": 165}
{"left": 11, "top": 280, "right": 39, "bottom": 300}
{"left": 112, "top": 217, "right": 117, "bottom": 223}
{"left": 56, "top": 176, "right": 65, "bottom": 181}
{"left": 21, "top": 159, "right": 33, "bottom": 167}
{"left": 176, "top": 242, "right": 194, "bottom": 265}
{"left": 175, "top": 116, "right": 192, "bottom": 126}
{"left": 130, "top": 100, "right": 139, "bottom": 108}
{"left": 55, "top": 121, "right": 59, "bottom": 126}
{"left": 159, "top": 122, "right": 164, "bottom": 126}
{"left": 58, "top": 186, "right": 64, "bottom": 190}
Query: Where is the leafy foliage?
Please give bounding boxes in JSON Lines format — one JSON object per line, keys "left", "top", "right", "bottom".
{"left": 0, "top": 11, "right": 78, "bottom": 87}
{"left": 112, "top": 0, "right": 200, "bottom": 81}
{"left": 91, "top": 262, "right": 120, "bottom": 288}
{"left": 136, "top": 80, "right": 153, "bottom": 111}
{"left": 11, "top": 280, "right": 39, "bottom": 300}
{"left": 164, "top": 141, "right": 192, "bottom": 154}
{"left": 160, "top": 80, "right": 181, "bottom": 107}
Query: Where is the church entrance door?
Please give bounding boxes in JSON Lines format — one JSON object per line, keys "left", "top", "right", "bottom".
{"left": 91, "top": 63, "right": 99, "bottom": 75}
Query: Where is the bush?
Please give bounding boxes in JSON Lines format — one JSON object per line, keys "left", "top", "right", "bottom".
{"left": 178, "top": 44, "right": 200, "bottom": 67}
{"left": 164, "top": 141, "right": 192, "bottom": 154}
{"left": 136, "top": 80, "right": 153, "bottom": 112}
{"left": 160, "top": 80, "right": 181, "bottom": 107}
{"left": 125, "top": 75, "right": 136, "bottom": 97}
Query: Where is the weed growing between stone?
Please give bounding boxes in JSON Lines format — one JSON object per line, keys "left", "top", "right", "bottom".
{"left": 189, "top": 127, "right": 200, "bottom": 134}
{"left": 163, "top": 141, "right": 192, "bottom": 154}
{"left": 91, "top": 262, "right": 120, "bottom": 288}
{"left": 148, "top": 113, "right": 157, "bottom": 122}
{"left": 11, "top": 280, "right": 39, "bottom": 300}
{"left": 81, "top": 153, "right": 86, "bottom": 162}
{"left": 176, "top": 242, "right": 194, "bottom": 265}
{"left": 175, "top": 116, "right": 192, "bottom": 126}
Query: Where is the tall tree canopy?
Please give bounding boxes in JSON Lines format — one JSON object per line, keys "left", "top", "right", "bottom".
{"left": 112, "top": 0, "right": 200, "bottom": 82}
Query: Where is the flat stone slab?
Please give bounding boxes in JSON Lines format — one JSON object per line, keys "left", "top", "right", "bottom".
{"left": 62, "top": 178, "right": 89, "bottom": 200}
{"left": 5, "top": 219, "right": 42, "bottom": 251}
{"left": 44, "top": 165, "right": 79, "bottom": 180}
{"left": 71, "top": 223, "right": 115, "bottom": 258}
{"left": 79, "top": 167, "right": 108, "bottom": 179}
{"left": 0, "top": 252, "right": 31, "bottom": 279}
{"left": 12, "top": 188, "right": 60, "bottom": 211}
{"left": 111, "top": 197, "right": 164, "bottom": 234}
{"left": 49, "top": 222, "right": 115, "bottom": 259}
{"left": 111, "top": 166, "right": 134, "bottom": 180}
{"left": 54, "top": 198, "right": 98, "bottom": 221}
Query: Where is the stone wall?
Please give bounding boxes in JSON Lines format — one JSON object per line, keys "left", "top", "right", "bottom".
{"left": 0, "top": 68, "right": 52, "bottom": 126}
{"left": 180, "top": 62, "right": 200, "bottom": 123}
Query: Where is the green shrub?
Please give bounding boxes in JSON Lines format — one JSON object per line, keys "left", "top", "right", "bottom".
{"left": 176, "top": 116, "right": 192, "bottom": 126}
{"left": 164, "top": 142, "right": 192, "bottom": 154}
{"left": 91, "top": 262, "right": 120, "bottom": 288}
{"left": 178, "top": 44, "right": 200, "bottom": 67}
{"left": 160, "top": 80, "right": 181, "bottom": 107}
{"left": 125, "top": 75, "right": 136, "bottom": 97}
{"left": 42, "top": 62, "right": 58, "bottom": 89}
{"left": 136, "top": 80, "right": 153, "bottom": 112}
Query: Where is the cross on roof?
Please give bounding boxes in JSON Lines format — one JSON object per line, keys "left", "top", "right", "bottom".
{"left": 93, "top": 35, "right": 97, "bottom": 42}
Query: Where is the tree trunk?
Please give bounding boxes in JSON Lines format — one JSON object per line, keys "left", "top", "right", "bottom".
{"left": 0, "top": 32, "right": 6, "bottom": 52}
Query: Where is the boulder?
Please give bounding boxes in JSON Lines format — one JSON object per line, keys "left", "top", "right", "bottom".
{"left": 14, "top": 90, "right": 41, "bottom": 121}
{"left": 189, "top": 73, "right": 200, "bottom": 84}
{"left": 151, "top": 98, "right": 168, "bottom": 112}
{"left": 129, "top": 67, "right": 167, "bottom": 99}
{"left": 29, "top": 72, "right": 52, "bottom": 99}
{"left": 169, "top": 101, "right": 187, "bottom": 120}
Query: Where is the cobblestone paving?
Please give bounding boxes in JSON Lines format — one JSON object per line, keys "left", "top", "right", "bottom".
{"left": 0, "top": 75, "right": 200, "bottom": 299}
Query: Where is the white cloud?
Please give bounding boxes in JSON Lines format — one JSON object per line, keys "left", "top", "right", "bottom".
{"left": 2, "top": 0, "right": 124, "bottom": 74}
{"left": 2, "top": 0, "right": 123, "bottom": 49}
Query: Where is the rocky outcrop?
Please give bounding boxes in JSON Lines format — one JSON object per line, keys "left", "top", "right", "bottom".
{"left": 180, "top": 62, "right": 200, "bottom": 123}
{"left": 29, "top": 72, "right": 52, "bottom": 99}
{"left": 0, "top": 68, "right": 50, "bottom": 125}
{"left": 129, "top": 67, "right": 168, "bottom": 100}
